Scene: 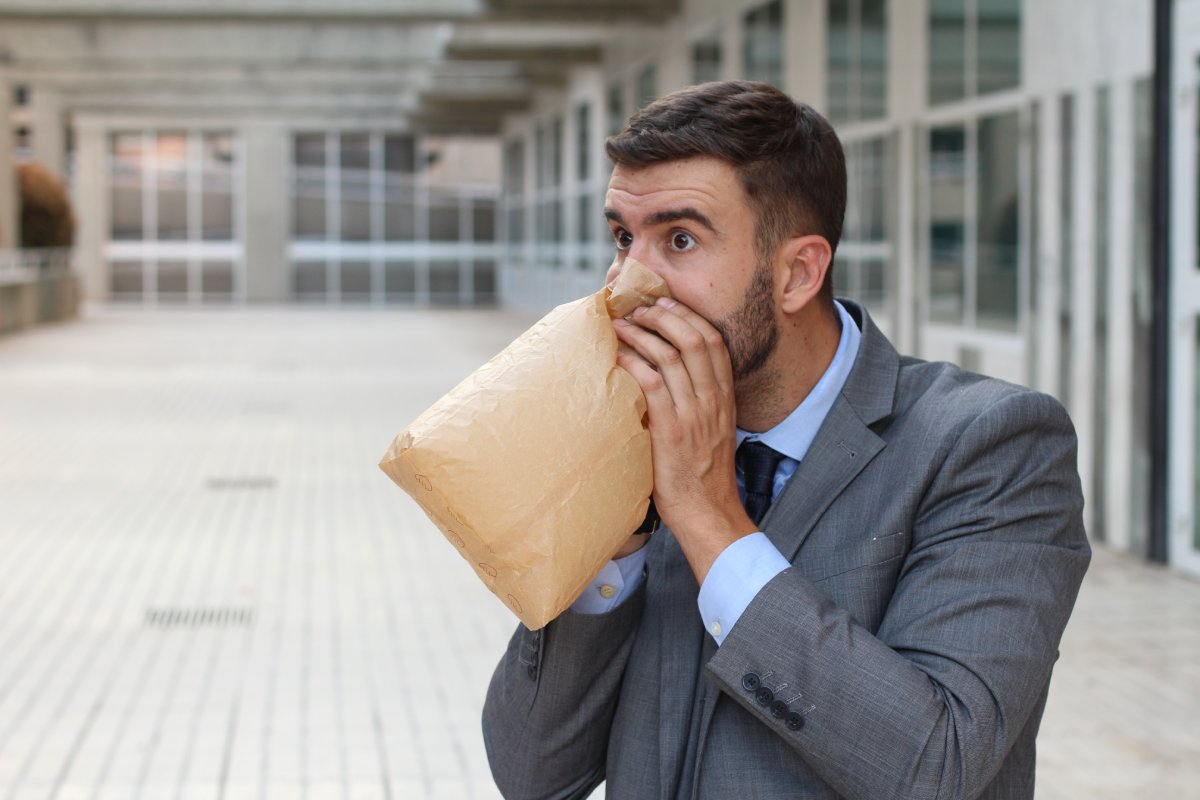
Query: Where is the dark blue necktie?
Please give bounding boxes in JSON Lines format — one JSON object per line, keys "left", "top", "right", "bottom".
{"left": 737, "top": 440, "right": 785, "bottom": 526}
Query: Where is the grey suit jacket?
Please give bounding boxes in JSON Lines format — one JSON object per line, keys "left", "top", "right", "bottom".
{"left": 482, "top": 302, "right": 1090, "bottom": 800}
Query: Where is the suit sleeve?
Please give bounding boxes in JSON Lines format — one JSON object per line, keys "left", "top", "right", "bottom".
{"left": 704, "top": 390, "right": 1091, "bottom": 800}
{"left": 482, "top": 575, "right": 646, "bottom": 799}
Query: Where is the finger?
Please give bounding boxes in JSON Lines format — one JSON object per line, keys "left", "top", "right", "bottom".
{"left": 614, "top": 316, "right": 700, "bottom": 413}
{"left": 630, "top": 299, "right": 730, "bottom": 398}
{"left": 648, "top": 298, "right": 735, "bottom": 396}
{"left": 614, "top": 338, "right": 679, "bottom": 426}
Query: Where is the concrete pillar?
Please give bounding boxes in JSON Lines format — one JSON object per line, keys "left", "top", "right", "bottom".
{"left": 30, "top": 87, "right": 66, "bottom": 180}
{"left": 0, "top": 74, "right": 18, "bottom": 249}
{"left": 785, "top": 0, "right": 825, "bottom": 108}
{"left": 241, "top": 122, "right": 289, "bottom": 302}
{"left": 72, "top": 118, "right": 109, "bottom": 301}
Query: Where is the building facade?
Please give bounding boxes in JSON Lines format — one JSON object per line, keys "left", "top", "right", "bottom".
{"left": 492, "top": 0, "right": 1200, "bottom": 579}
{"left": 1, "top": 0, "right": 1198, "bottom": 578}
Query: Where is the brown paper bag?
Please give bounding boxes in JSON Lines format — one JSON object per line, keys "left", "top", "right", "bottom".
{"left": 378, "top": 259, "right": 668, "bottom": 629}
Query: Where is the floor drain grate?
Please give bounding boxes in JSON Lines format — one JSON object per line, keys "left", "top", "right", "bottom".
{"left": 144, "top": 607, "right": 255, "bottom": 628}
{"left": 204, "top": 476, "right": 276, "bottom": 490}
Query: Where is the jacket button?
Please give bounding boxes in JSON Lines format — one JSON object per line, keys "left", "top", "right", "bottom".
{"left": 741, "top": 673, "right": 761, "bottom": 692}
{"left": 786, "top": 712, "right": 804, "bottom": 731}
{"left": 770, "top": 700, "right": 789, "bottom": 719}
{"left": 754, "top": 686, "right": 774, "bottom": 707}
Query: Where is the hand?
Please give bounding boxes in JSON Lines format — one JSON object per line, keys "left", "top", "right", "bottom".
{"left": 613, "top": 297, "right": 757, "bottom": 583}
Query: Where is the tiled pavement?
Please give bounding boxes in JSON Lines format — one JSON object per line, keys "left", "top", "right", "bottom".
{"left": 0, "top": 307, "right": 1197, "bottom": 800}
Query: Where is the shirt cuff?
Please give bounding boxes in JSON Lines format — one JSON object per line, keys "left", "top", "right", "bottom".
{"left": 697, "top": 532, "right": 790, "bottom": 645}
{"left": 570, "top": 546, "right": 649, "bottom": 615}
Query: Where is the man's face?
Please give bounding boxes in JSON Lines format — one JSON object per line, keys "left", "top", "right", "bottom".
{"left": 604, "top": 156, "right": 779, "bottom": 381}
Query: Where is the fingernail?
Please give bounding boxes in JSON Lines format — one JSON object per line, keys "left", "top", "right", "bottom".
{"left": 613, "top": 317, "right": 629, "bottom": 327}
{"left": 633, "top": 306, "right": 648, "bottom": 317}
{"left": 657, "top": 297, "right": 677, "bottom": 309}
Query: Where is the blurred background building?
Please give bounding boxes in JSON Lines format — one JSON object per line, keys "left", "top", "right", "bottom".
{"left": 0, "top": 0, "right": 1198, "bottom": 579}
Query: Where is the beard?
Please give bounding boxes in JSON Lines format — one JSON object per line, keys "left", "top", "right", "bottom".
{"left": 712, "top": 259, "right": 779, "bottom": 382}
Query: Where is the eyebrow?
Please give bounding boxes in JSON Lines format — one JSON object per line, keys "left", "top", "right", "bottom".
{"left": 604, "top": 206, "right": 718, "bottom": 234}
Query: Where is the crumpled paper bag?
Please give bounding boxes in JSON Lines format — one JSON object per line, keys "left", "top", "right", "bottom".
{"left": 378, "top": 259, "right": 668, "bottom": 629}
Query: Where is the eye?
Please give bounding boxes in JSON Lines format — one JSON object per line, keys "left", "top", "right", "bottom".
{"left": 669, "top": 231, "right": 697, "bottom": 252}
{"left": 613, "top": 228, "right": 633, "bottom": 251}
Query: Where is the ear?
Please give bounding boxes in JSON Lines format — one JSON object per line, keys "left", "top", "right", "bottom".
{"left": 777, "top": 235, "right": 832, "bottom": 314}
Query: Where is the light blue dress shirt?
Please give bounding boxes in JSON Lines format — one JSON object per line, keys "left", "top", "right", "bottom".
{"left": 572, "top": 301, "right": 862, "bottom": 647}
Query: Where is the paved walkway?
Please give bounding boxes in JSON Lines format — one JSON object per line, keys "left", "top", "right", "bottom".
{"left": 0, "top": 307, "right": 1197, "bottom": 800}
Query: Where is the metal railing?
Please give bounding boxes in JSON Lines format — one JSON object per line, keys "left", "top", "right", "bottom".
{"left": 0, "top": 248, "right": 74, "bottom": 284}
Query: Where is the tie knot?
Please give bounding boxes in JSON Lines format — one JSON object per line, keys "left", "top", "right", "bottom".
{"left": 737, "top": 440, "right": 785, "bottom": 501}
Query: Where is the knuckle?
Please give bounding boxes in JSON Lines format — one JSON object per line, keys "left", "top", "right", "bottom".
{"left": 679, "top": 331, "right": 705, "bottom": 353}
{"left": 662, "top": 349, "right": 684, "bottom": 367}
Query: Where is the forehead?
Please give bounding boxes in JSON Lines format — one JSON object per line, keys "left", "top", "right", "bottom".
{"left": 605, "top": 156, "right": 748, "bottom": 219}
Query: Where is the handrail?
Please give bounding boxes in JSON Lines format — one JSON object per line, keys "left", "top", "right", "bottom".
{"left": 0, "top": 248, "right": 75, "bottom": 283}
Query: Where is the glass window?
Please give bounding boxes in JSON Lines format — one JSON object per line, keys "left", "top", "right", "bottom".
{"left": 929, "top": 126, "right": 966, "bottom": 323}
{"left": 841, "top": 136, "right": 891, "bottom": 312}
{"left": 340, "top": 261, "right": 372, "bottom": 302}
{"left": 155, "top": 133, "right": 188, "bottom": 241}
{"left": 577, "top": 195, "right": 593, "bottom": 245}
{"left": 828, "top": 0, "right": 852, "bottom": 122}
{"left": 977, "top": 0, "right": 1020, "bottom": 95}
{"left": 201, "top": 261, "right": 234, "bottom": 301}
{"left": 1059, "top": 94, "right": 1074, "bottom": 408}
{"left": 1131, "top": 77, "right": 1153, "bottom": 555}
{"left": 384, "top": 134, "right": 415, "bottom": 174}
{"left": 535, "top": 125, "right": 547, "bottom": 190}
{"left": 473, "top": 199, "right": 496, "bottom": 242}
{"left": 429, "top": 193, "right": 461, "bottom": 242}
{"left": 692, "top": 35, "right": 722, "bottom": 84}
{"left": 930, "top": 0, "right": 1020, "bottom": 105}
{"left": 861, "top": 0, "right": 887, "bottom": 118}
{"left": 293, "top": 262, "right": 327, "bottom": 299}
{"left": 293, "top": 133, "right": 327, "bottom": 240}
{"left": 474, "top": 260, "right": 497, "bottom": 303}
{"left": 339, "top": 133, "right": 372, "bottom": 242}
{"left": 827, "top": 0, "right": 889, "bottom": 123}
{"left": 110, "top": 133, "right": 144, "bottom": 241}
{"left": 429, "top": 260, "right": 460, "bottom": 300}
{"left": 550, "top": 117, "right": 564, "bottom": 187}
{"left": 384, "top": 261, "right": 417, "bottom": 299}
{"left": 201, "top": 133, "right": 234, "bottom": 241}
{"left": 929, "top": 0, "right": 967, "bottom": 104}
{"left": 157, "top": 260, "right": 188, "bottom": 299}
{"left": 743, "top": 0, "right": 784, "bottom": 87}
{"left": 1194, "top": 319, "right": 1200, "bottom": 551}
{"left": 576, "top": 103, "right": 591, "bottom": 182}
{"left": 504, "top": 139, "right": 525, "bottom": 247}
{"left": 110, "top": 261, "right": 143, "bottom": 298}
{"left": 636, "top": 64, "right": 658, "bottom": 109}
{"left": 607, "top": 81, "right": 626, "bottom": 137}
{"left": 1092, "top": 86, "right": 1111, "bottom": 543}
{"left": 975, "top": 110, "right": 1020, "bottom": 329}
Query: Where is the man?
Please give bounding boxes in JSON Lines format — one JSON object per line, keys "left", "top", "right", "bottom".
{"left": 482, "top": 80, "right": 1089, "bottom": 799}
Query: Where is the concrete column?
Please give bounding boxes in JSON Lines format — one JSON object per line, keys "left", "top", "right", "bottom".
{"left": 73, "top": 118, "right": 109, "bottom": 301}
{"left": 785, "top": 0, "right": 825, "bottom": 108}
{"left": 241, "top": 122, "right": 289, "bottom": 302}
{"left": 0, "top": 74, "right": 18, "bottom": 249}
{"left": 30, "top": 87, "right": 66, "bottom": 180}
{"left": 890, "top": 0, "right": 928, "bottom": 358}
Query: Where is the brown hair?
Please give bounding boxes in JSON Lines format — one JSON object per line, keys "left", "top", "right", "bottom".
{"left": 606, "top": 80, "right": 846, "bottom": 300}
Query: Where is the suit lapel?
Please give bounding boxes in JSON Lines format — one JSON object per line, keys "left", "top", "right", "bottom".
{"left": 761, "top": 301, "right": 899, "bottom": 562}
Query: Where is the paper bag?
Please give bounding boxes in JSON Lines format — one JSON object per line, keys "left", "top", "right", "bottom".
{"left": 379, "top": 259, "right": 668, "bottom": 629}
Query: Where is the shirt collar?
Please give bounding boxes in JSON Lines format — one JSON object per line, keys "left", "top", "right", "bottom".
{"left": 735, "top": 299, "right": 862, "bottom": 463}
